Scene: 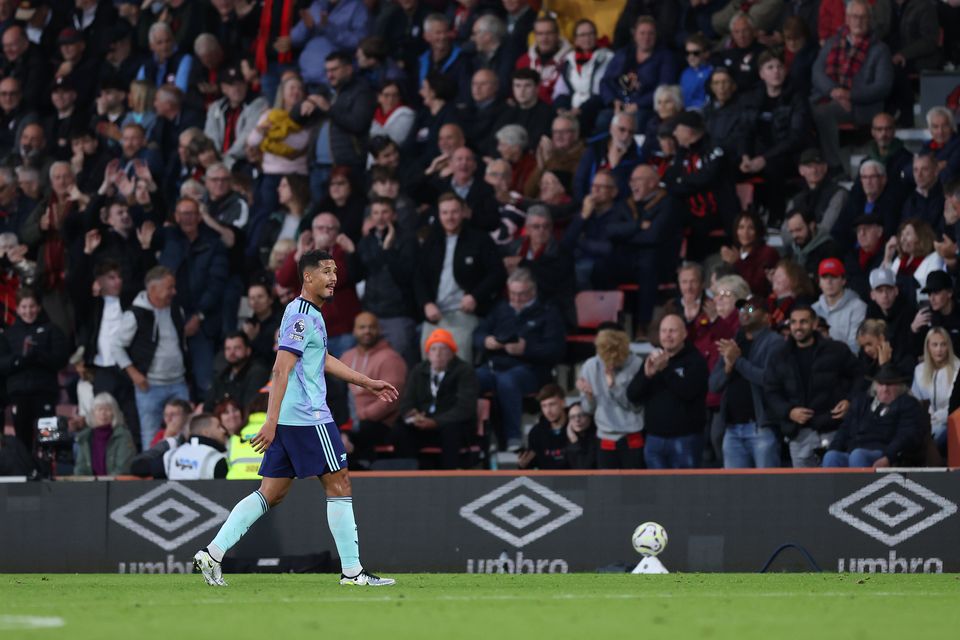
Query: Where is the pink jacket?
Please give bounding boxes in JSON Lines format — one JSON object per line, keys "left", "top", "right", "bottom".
{"left": 340, "top": 339, "right": 407, "bottom": 426}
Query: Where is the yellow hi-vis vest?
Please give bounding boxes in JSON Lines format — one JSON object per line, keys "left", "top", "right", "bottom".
{"left": 226, "top": 412, "right": 267, "bottom": 479}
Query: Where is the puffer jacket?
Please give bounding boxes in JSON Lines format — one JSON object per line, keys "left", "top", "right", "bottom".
{"left": 764, "top": 333, "right": 863, "bottom": 438}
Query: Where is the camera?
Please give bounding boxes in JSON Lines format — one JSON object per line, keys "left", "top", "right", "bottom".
{"left": 495, "top": 332, "right": 519, "bottom": 345}
{"left": 36, "top": 417, "right": 71, "bottom": 445}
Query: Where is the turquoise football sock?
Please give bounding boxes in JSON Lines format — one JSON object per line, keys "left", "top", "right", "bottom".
{"left": 208, "top": 491, "right": 270, "bottom": 562}
{"left": 327, "top": 497, "right": 362, "bottom": 576}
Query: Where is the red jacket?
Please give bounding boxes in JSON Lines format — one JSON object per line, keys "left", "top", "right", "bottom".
{"left": 734, "top": 244, "right": 780, "bottom": 298}
{"left": 693, "top": 311, "right": 740, "bottom": 409}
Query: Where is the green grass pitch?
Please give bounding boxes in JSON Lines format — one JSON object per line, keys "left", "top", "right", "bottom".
{"left": 1, "top": 573, "right": 958, "bottom": 639}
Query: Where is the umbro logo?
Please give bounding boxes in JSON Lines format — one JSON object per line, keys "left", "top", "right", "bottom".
{"left": 829, "top": 474, "right": 957, "bottom": 546}
{"left": 460, "top": 477, "right": 583, "bottom": 548}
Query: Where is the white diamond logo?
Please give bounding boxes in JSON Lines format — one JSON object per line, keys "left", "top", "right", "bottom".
{"left": 459, "top": 477, "right": 583, "bottom": 547}
{"left": 110, "top": 483, "right": 230, "bottom": 551}
{"left": 491, "top": 495, "right": 551, "bottom": 530}
{"left": 828, "top": 474, "right": 957, "bottom": 546}
{"left": 860, "top": 492, "right": 923, "bottom": 529}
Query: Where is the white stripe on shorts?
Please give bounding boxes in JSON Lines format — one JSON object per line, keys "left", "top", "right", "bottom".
{"left": 315, "top": 424, "right": 340, "bottom": 471}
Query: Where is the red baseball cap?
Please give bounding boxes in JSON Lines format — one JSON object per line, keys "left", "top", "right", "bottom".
{"left": 818, "top": 258, "right": 845, "bottom": 278}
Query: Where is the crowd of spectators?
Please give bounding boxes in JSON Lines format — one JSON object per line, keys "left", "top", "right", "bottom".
{"left": 1, "top": 0, "right": 960, "bottom": 477}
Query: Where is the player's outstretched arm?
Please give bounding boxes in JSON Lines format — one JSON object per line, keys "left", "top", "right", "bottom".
{"left": 251, "top": 349, "right": 297, "bottom": 453}
{"left": 325, "top": 354, "right": 399, "bottom": 402}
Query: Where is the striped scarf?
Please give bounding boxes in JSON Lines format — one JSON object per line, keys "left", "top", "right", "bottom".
{"left": 825, "top": 26, "right": 870, "bottom": 89}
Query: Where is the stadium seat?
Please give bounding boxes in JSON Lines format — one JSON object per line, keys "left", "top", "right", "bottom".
{"left": 55, "top": 404, "right": 78, "bottom": 418}
{"left": 736, "top": 182, "right": 755, "bottom": 210}
{"left": 566, "top": 290, "right": 624, "bottom": 345}
{"left": 947, "top": 409, "right": 960, "bottom": 468}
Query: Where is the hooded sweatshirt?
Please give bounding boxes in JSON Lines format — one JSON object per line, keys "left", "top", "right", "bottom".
{"left": 578, "top": 353, "right": 644, "bottom": 441}
{"left": 813, "top": 288, "right": 867, "bottom": 354}
{"left": 113, "top": 290, "right": 186, "bottom": 385}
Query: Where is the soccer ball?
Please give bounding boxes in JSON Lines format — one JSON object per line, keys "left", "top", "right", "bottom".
{"left": 631, "top": 522, "right": 668, "bottom": 557}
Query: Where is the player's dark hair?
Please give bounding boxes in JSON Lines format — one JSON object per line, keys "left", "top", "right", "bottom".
{"left": 298, "top": 249, "right": 334, "bottom": 280}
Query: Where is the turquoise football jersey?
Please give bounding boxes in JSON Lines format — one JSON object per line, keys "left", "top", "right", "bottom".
{"left": 276, "top": 297, "right": 333, "bottom": 426}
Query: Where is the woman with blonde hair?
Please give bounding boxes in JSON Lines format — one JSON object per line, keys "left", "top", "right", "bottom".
{"left": 247, "top": 74, "right": 312, "bottom": 238}
{"left": 74, "top": 393, "right": 136, "bottom": 476}
{"left": 911, "top": 327, "right": 958, "bottom": 458}
{"left": 576, "top": 326, "right": 644, "bottom": 469}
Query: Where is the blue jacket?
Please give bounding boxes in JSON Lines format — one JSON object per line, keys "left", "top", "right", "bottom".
{"left": 709, "top": 327, "right": 783, "bottom": 429}
{"left": 599, "top": 47, "right": 679, "bottom": 109}
{"left": 829, "top": 391, "right": 924, "bottom": 464}
{"left": 291, "top": 0, "right": 370, "bottom": 86}
{"left": 573, "top": 135, "right": 642, "bottom": 202}
{"left": 473, "top": 298, "right": 566, "bottom": 381}
{"left": 561, "top": 201, "right": 633, "bottom": 261}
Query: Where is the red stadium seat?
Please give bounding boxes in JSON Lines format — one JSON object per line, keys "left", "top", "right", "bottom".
{"left": 947, "top": 409, "right": 960, "bottom": 468}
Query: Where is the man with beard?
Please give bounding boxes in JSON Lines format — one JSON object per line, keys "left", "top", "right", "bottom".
{"left": 783, "top": 209, "right": 842, "bottom": 285}
{"left": 339, "top": 312, "right": 407, "bottom": 467}
{"left": 204, "top": 331, "right": 270, "bottom": 412}
{"left": 764, "top": 303, "right": 862, "bottom": 467}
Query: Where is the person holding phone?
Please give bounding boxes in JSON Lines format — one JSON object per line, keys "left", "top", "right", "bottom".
{"left": 911, "top": 270, "right": 960, "bottom": 357}
{"left": 474, "top": 269, "right": 566, "bottom": 451}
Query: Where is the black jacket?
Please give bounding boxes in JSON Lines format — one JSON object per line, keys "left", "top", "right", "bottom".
{"left": 900, "top": 182, "right": 945, "bottom": 231}
{"left": 833, "top": 181, "right": 908, "bottom": 250}
{"left": 606, "top": 190, "right": 685, "bottom": 282}
{"left": 491, "top": 101, "right": 555, "bottom": 153}
{"left": 429, "top": 175, "right": 500, "bottom": 232}
{"left": 865, "top": 295, "right": 917, "bottom": 363}
{"left": 702, "top": 97, "right": 745, "bottom": 157}
{"left": 76, "top": 296, "right": 131, "bottom": 369}
{"left": 459, "top": 98, "right": 507, "bottom": 158}
{"left": 356, "top": 227, "right": 417, "bottom": 319}
{"left": 525, "top": 416, "right": 571, "bottom": 470}
{"left": 627, "top": 343, "right": 708, "bottom": 437}
{"left": 829, "top": 391, "right": 924, "bottom": 464}
{"left": 397, "top": 356, "right": 478, "bottom": 432}
{"left": 203, "top": 358, "right": 271, "bottom": 412}
{"left": 414, "top": 225, "right": 507, "bottom": 317}
{"left": 327, "top": 76, "right": 377, "bottom": 168}
{"left": 764, "top": 334, "right": 863, "bottom": 437}
{"left": 126, "top": 304, "right": 188, "bottom": 377}
{"left": 842, "top": 247, "right": 886, "bottom": 301}
{"left": 515, "top": 239, "right": 576, "bottom": 329}
{"left": 0, "top": 315, "right": 69, "bottom": 396}
{"left": 664, "top": 133, "right": 738, "bottom": 233}
{"left": 738, "top": 84, "right": 811, "bottom": 163}
{"left": 473, "top": 298, "right": 566, "bottom": 380}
